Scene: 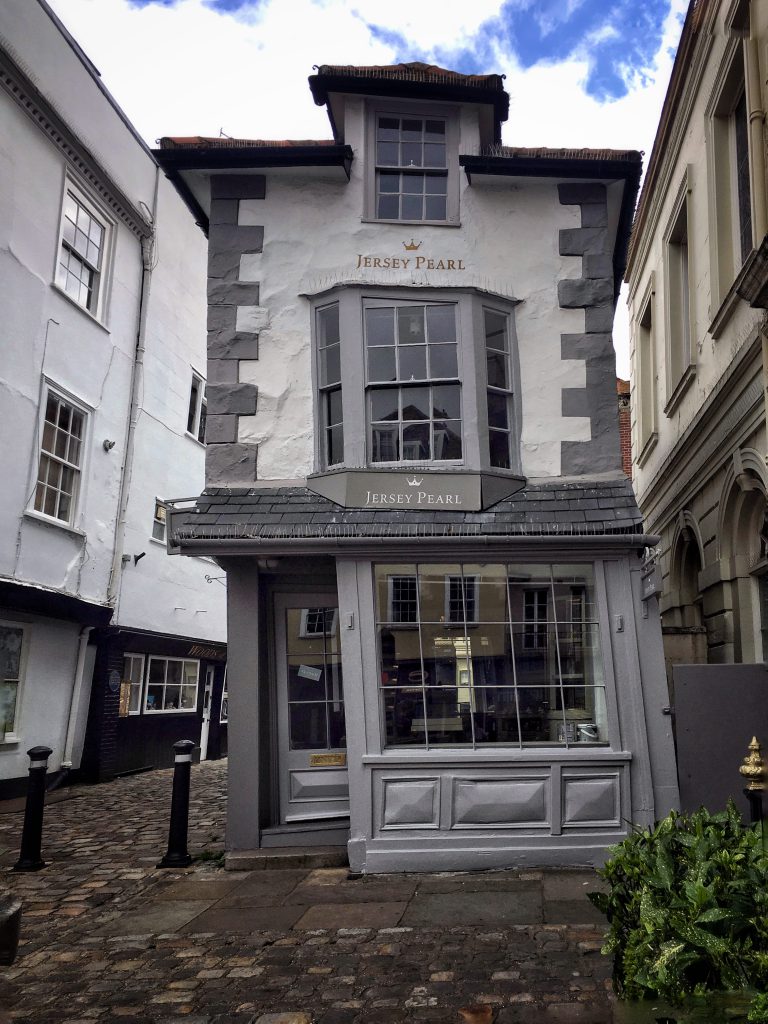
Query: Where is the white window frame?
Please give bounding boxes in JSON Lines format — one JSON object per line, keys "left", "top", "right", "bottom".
{"left": 152, "top": 499, "right": 167, "bottom": 543}
{"left": 54, "top": 179, "right": 112, "bottom": 320}
{"left": 120, "top": 654, "right": 145, "bottom": 717}
{"left": 522, "top": 587, "right": 549, "bottom": 651}
{"left": 364, "top": 297, "right": 463, "bottom": 466}
{"left": 444, "top": 574, "right": 479, "bottom": 625}
{"left": 387, "top": 575, "right": 419, "bottom": 624}
{"left": 0, "top": 619, "right": 28, "bottom": 742}
{"left": 365, "top": 101, "right": 460, "bottom": 226}
{"left": 186, "top": 370, "right": 207, "bottom": 444}
{"left": 144, "top": 656, "right": 200, "bottom": 714}
{"left": 299, "top": 608, "right": 339, "bottom": 638}
{"left": 31, "top": 382, "right": 90, "bottom": 529}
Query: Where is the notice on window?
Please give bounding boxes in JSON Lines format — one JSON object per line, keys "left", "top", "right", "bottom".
{"left": 298, "top": 665, "right": 323, "bottom": 682}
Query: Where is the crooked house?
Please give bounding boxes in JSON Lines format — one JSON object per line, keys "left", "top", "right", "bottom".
{"left": 156, "top": 63, "right": 679, "bottom": 872}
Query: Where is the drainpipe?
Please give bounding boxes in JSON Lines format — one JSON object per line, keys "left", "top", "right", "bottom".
{"left": 745, "top": 19, "right": 767, "bottom": 243}
{"left": 107, "top": 164, "right": 160, "bottom": 613}
{"left": 61, "top": 625, "right": 93, "bottom": 769}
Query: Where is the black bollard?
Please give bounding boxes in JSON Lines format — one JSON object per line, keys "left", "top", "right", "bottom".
{"left": 158, "top": 740, "right": 195, "bottom": 868}
{"left": 744, "top": 787, "right": 763, "bottom": 826}
{"left": 13, "top": 746, "right": 52, "bottom": 872}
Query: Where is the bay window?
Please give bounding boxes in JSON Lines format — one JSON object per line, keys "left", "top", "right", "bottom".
{"left": 376, "top": 563, "right": 608, "bottom": 749}
{"left": 313, "top": 288, "right": 519, "bottom": 473}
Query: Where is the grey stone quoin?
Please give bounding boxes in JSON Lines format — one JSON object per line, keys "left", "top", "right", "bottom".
{"left": 205, "top": 174, "right": 266, "bottom": 485}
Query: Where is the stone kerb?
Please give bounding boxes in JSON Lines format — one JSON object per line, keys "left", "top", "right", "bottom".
{"left": 558, "top": 183, "right": 622, "bottom": 476}
{"left": 205, "top": 174, "right": 266, "bottom": 486}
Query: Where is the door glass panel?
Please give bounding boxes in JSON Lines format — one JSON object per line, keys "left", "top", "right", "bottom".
{"left": 286, "top": 607, "right": 346, "bottom": 751}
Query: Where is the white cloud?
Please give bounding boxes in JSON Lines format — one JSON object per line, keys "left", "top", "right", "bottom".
{"left": 47, "top": 0, "right": 689, "bottom": 375}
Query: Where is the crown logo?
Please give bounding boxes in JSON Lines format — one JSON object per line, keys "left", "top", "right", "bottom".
{"left": 407, "top": 476, "right": 423, "bottom": 487}
{"left": 403, "top": 238, "right": 422, "bottom": 251}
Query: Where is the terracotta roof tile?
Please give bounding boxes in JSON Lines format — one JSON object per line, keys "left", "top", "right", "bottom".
{"left": 314, "top": 62, "right": 505, "bottom": 91}
{"left": 158, "top": 137, "right": 336, "bottom": 150}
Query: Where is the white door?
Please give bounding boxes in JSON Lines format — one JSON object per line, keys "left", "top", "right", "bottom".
{"left": 275, "top": 594, "right": 349, "bottom": 823}
{"left": 199, "top": 665, "right": 214, "bottom": 761}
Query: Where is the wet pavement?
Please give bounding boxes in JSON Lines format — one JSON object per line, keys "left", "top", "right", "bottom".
{"left": 0, "top": 759, "right": 634, "bottom": 1023}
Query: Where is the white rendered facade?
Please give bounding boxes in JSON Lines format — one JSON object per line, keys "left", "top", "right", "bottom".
{"left": 0, "top": 0, "right": 226, "bottom": 793}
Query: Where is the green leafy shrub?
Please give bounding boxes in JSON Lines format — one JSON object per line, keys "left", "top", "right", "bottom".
{"left": 748, "top": 992, "right": 768, "bottom": 1022}
{"left": 589, "top": 803, "right": 768, "bottom": 1002}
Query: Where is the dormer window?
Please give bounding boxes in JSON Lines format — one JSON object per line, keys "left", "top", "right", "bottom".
{"left": 366, "top": 104, "right": 458, "bottom": 225}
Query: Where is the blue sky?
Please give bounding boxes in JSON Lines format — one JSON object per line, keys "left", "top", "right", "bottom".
{"left": 50, "top": 0, "right": 688, "bottom": 375}
{"left": 124, "top": 0, "right": 679, "bottom": 104}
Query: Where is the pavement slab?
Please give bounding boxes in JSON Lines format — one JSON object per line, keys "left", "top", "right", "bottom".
{"left": 0, "top": 760, "right": 630, "bottom": 1023}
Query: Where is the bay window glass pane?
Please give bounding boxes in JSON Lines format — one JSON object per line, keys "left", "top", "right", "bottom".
{"left": 429, "top": 344, "right": 458, "bottom": 378}
{"left": 489, "top": 430, "right": 511, "bottom": 469}
{"left": 487, "top": 350, "right": 507, "bottom": 388}
{"left": 402, "top": 388, "right": 429, "bottom": 420}
{"left": 402, "top": 422, "right": 429, "bottom": 459}
{"left": 366, "top": 307, "right": 395, "bottom": 346}
{"left": 484, "top": 310, "right": 508, "bottom": 349}
{"left": 551, "top": 564, "right": 597, "bottom": 620}
{"left": 426, "top": 304, "right": 456, "bottom": 343}
{"left": 474, "top": 687, "right": 520, "bottom": 744}
{"left": 435, "top": 421, "right": 462, "bottom": 459}
{"left": 327, "top": 388, "right": 343, "bottom": 426}
{"left": 321, "top": 344, "right": 340, "bottom": 388}
{"left": 432, "top": 385, "right": 460, "bottom": 419}
{"left": 466, "top": 565, "right": 510, "bottom": 622}
{"left": 371, "top": 424, "right": 399, "bottom": 462}
{"left": 327, "top": 424, "right": 344, "bottom": 465}
{"left": 487, "top": 391, "right": 509, "bottom": 430}
{"left": 399, "top": 346, "right": 427, "bottom": 380}
{"left": 370, "top": 390, "right": 398, "bottom": 422}
{"left": 368, "top": 347, "right": 396, "bottom": 382}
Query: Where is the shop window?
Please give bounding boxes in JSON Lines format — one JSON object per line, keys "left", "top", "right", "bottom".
{"left": 119, "top": 654, "right": 145, "bottom": 716}
{"left": 484, "top": 308, "right": 514, "bottom": 468}
{"left": 663, "top": 174, "right": 694, "bottom": 410}
{"left": 366, "top": 300, "right": 461, "bottom": 463}
{"left": 145, "top": 657, "right": 199, "bottom": 713}
{"left": 708, "top": 47, "right": 754, "bottom": 306}
{"left": 152, "top": 500, "right": 166, "bottom": 542}
{"left": 635, "top": 280, "right": 657, "bottom": 460}
{"left": 55, "top": 184, "right": 109, "bottom": 316}
{"left": 0, "top": 622, "right": 26, "bottom": 740}
{"left": 367, "top": 107, "right": 457, "bottom": 224}
{"left": 317, "top": 303, "right": 343, "bottom": 466}
{"left": 33, "top": 387, "right": 87, "bottom": 526}
{"left": 388, "top": 575, "right": 418, "bottom": 624}
{"left": 187, "top": 371, "right": 207, "bottom": 443}
{"left": 376, "top": 563, "right": 608, "bottom": 749}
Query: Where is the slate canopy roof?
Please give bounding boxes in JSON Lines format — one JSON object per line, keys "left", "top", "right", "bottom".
{"left": 169, "top": 479, "right": 646, "bottom": 551}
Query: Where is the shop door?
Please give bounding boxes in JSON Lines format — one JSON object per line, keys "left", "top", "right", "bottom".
{"left": 199, "top": 665, "right": 215, "bottom": 762}
{"left": 275, "top": 594, "right": 349, "bottom": 824}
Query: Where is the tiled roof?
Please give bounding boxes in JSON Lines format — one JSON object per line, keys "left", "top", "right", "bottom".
{"left": 171, "top": 478, "right": 643, "bottom": 545}
{"left": 482, "top": 146, "right": 642, "bottom": 163}
{"left": 313, "top": 62, "right": 505, "bottom": 91}
{"left": 157, "top": 137, "right": 336, "bottom": 150}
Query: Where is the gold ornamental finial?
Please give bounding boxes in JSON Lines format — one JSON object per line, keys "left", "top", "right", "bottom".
{"left": 739, "top": 736, "right": 766, "bottom": 791}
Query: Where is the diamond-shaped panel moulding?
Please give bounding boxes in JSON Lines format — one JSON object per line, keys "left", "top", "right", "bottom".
{"left": 562, "top": 775, "right": 619, "bottom": 825}
{"left": 382, "top": 778, "right": 439, "bottom": 828}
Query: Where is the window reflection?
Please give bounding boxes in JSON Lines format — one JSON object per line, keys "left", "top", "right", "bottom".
{"left": 376, "top": 564, "right": 608, "bottom": 749}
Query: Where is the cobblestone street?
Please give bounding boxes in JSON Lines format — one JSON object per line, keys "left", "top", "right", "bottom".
{"left": 0, "top": 760, "right": 626, "bottom": 1024}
